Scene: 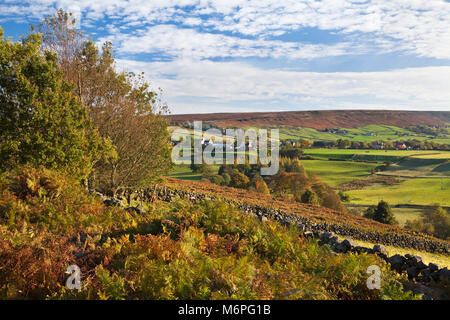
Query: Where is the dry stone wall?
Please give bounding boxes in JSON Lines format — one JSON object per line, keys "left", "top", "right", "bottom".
{"left": 96, "top": 185, "right": 450, "bottom": 283}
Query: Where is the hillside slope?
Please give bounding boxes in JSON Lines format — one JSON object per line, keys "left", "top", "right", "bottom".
{"left": 168, "top": 110, "right": 450, "bottom": 130}
{"left": 161, "top": 178, "right": 449, "bottom": 248}
{"left": 0, "top": 167, "right": 418, "bottom": 300}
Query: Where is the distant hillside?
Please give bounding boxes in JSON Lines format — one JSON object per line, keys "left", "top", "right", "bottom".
{"left": 168, "top": 110, "right": 450, "bottom": 130}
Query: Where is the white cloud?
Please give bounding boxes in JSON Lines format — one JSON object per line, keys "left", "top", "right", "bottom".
{"left": 2, "top": 0, "right": 450, "bottom": 59}
{"left": 117, "top": 58, "right": 450, "bottom": 113}
{"left": 3, "top": 1, "right": 450, "bottom": 113}
{"left": 100, "top": 24, "right": 361, "bottom": 60}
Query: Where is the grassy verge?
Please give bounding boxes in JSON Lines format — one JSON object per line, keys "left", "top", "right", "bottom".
{"left": 341, "top": 238, "right": 450, "bottom": 268}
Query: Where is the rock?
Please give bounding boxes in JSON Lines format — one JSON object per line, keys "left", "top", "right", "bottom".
{"left": 416, "top": 261, "right": 427, "bottom": 271}
{"left": 125, "top": 206, "right": 143, "bottom": 214}
{"left": 333, "top": 241, "right": 347, "bottom": 253}
{"left": 304, "top": 231, "right": 314, "bottom": 239}
{"left": 258, "top": 216, "right": 268, "bottom": 223}
{"left": 430, "top": 271, "right": 441, "bottom": 281}
{"left": 388, "top": 254, "right": 406, "bottom": 272}
{"left": 373, "top": 244, "right": 387, "bottom": 255}
{"left": 319, "top": 232, "right": 334, "bottom": 242}
{"left": 341, "top": 239, "right": 353, "bottom": 251}
{"left": 352, "top": 246, "right": 371, "bottom": 254}
{"left": 420, "top": 268, "right": 431, "bottom": 277}
{"left": 406, "top": 266, "right": 419, "bottom": 280}
{"left": 418, "top": 268, "right": 431, "bottom": 282}
{"left": 103, "top": 198, "right": 123, "bottom": 207}
{"left": 329, "top": 236, "right": 339, "bottom": 244}
{"left": 428, "top": 263, "right": 439, "bottom": 272}
{"left": 439, "top": 267, "right": 450, "bottom": 281}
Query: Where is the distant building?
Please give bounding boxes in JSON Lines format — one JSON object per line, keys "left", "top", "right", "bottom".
{"left": 371, "top": 142, "right": 384, "bottom": 150}
{"left": 324, "top": 128, "right": 348, "bottom": 135}
{"left": 394, "top": 142, "right": 407, "bottom": 150}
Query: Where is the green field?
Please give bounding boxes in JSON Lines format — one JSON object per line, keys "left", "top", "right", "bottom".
{"left": 274, "top": 124, "right": 450, "bottom": 144}
{"left": 172, "top": 123, "right": 450, "bottom": 145}
{"left": 168, "top": 164, "right": 222, "bottom": 181}
{"left": 347, "top": 178, "right": 450, "bottom": 206}
{"left": 167, "top": 165, "right": 203, "bottom": 181}
{"left": 347, "top": 206, "right": 425, "bottom": 227}
{"left": 380, "top": 158, "right": 450, "bottom": 177}
{"left": 167, "top": 148, "right": 450, "bottom": 207}
{"left": 304, "top": 148, "right": 450, "bottom": 162}
{"left": 301, "top": 160, "right": 378, "bottom": 186}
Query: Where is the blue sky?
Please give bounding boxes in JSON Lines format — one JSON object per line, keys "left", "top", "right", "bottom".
{"left": 1, "top": 0, "right": 450, "bottom": 114}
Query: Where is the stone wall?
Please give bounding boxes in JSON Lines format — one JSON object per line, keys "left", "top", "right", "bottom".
{"left": 97, "top": 185, "right": 450, "bottom": 284}
{"left": 142, "top": 185, "right": 450, "bottom": 256}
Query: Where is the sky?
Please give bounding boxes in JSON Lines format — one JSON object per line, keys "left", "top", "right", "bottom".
{"left": 1, "top": 0, "right": 450, "bottom": 114}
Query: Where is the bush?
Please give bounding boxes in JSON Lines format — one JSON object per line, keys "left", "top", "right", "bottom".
{"left": 338, "top": 191, "right": 350, "bottom": 202}
{"left": 229, "top": 171, "right": 250, "bottom": 189}
{"left": 300, "top": 189, "right": 320, "bottom": 205}
{"left": 364, "top": 201, "right": 397, "bottom": 225}
{"left": 405, "top": 207, "right": 450, "bottom": 240}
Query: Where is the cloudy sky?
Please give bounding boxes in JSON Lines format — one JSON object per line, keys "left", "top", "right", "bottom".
{"left": 1, "top": 0, "right": 450, "bottom": 114}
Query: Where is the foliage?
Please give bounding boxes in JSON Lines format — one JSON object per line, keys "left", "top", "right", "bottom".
{"left": 364, "top": 201, "right": 398, "bottom": 225}
{"left": 405, "top": 207, "right": 450, "bottom": 240}
{"left": 0, "top": 26, "right": 104, "bottom": 179}
{"left": 279, "top": 146, "right": 303, "bottom": 159}
{"left": 338, "top": 191, "right": 350, "bottom": 202}
{"left": 36, "top": 11, "right": 171, "bottom": 196}
{"left": 301, "top": 189, "right": 320, "bottom": 205}
{"left": 0, "top": 167, "right": 419, "bottom": 300}
{"left": 229, "top": 171, "right": 250, "bottom": 189}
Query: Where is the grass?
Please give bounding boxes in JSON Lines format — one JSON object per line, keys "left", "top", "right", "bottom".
{"left": 344, "top": 238, "right": 450, "bottom": 268}
{"left": 392, "top": 208, "right": 425, "bottom": 227}
{"left": 347, "top": 207, "right": 424, "bottom": 227}
{"left": 167, "top": 165, "right": 203, "bottom": 181}
{"left": 381, "top": 158, "right": 450, "bottom": 177}
{"left": 347, "top": 178, "right": 450, "bottom": 206}
{"left": 304, "top": 148, "right": 450, "bottom": 162}
{"left": 274, "top": 124, "right": 450, "bottom": 144}
{"left": 301, "top": 160, "right": 378, "bottom": 186}
{"left": 170, "top": 124, "right": 450, "bottom": 145}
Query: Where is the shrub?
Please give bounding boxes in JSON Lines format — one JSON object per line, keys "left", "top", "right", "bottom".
{"left": 229, "top": 171, "right": 250, "bottom": 189}
{"left": 10, "top": 166, "right": 64, "bottom": 200}
{"left": 300, "top": 189, "right": 320, "bottom": 205}
{"left": 338, "top": 190, "right": 350, "bottom": 202}
{"left": 405, "top": 206, "right": 450, "bottom": 240}
{"left": 364, "top": 201, "right": 397, "bottom": 225}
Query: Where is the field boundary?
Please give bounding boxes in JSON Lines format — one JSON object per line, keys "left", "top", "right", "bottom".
{"left": 144, "top": 184, "right": 450, "bottom": 255}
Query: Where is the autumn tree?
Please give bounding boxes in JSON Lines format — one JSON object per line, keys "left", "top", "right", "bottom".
{"left": 36, "top": 10, "right": 171, "bottom": 196}
{"left": 229, "top": 171, "right": 250, "bottom": 189}
{"left": 0, "top": 26, "right": 104, "bottom": 179}
{"left": 35, "top": 10, "right": 83, "bottom": 89}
